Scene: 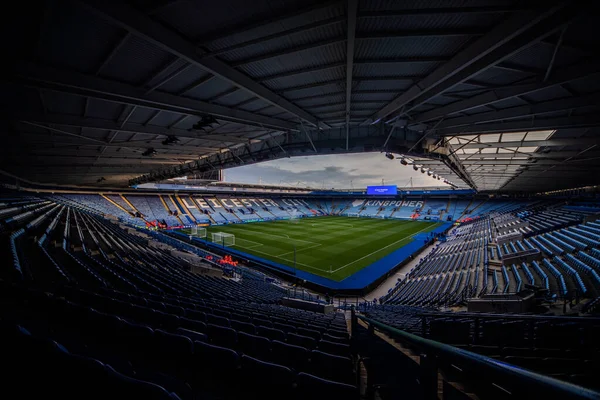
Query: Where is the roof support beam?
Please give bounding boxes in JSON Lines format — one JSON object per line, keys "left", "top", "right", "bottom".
{"left": 203, "top": 17, "right": 345, "bottom": 59}
{"left": 196, "top": 0, "right": 342, "bottom": 45}
{"left": 8, "top": 112, "right": 256, "bottom": 144}
{"left": 359, "top": 6, "right": 530, "bottom": 18}
{"left": 10, "top": 128, "right": 218, "bottom": 152}
{"left": 367, "top": 4, "right": 572, "bottom": 123}
{"left": 434, "top": 115, "right": 600, "bottom": 136}
{"left": 461, "top": 137, "right": 600, "bottom": 149}
{"left": 430, "top": 93, "right": 600, "bottom": 130}
{"left": 414, "top": 59, "right": 600, "bottom": 123}
{"left": 345, "top": 0, "right": 358, "bottom": 150}
{"left": 79, "top": 0, "right": 324, "bottom": 128}
{"left": 15, "top": 62, "right": 297, "bottom": 131}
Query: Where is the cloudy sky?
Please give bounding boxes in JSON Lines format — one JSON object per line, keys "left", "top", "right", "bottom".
{"left": 223, "top": 153, "right": 447, "bottom": 189}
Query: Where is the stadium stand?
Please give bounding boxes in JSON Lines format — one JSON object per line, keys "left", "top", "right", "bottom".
{"left": 2, "top": 192, "right": 600, "bottom": 398}
{"left": 4, "top": 1, "right": 600, "bottom": 398}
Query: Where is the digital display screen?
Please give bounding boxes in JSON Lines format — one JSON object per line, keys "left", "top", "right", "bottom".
{"left": 366, "top": 185, "right": 398, "bottom": 195}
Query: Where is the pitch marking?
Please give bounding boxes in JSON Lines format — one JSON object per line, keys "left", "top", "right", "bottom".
{"left": 277, "top": 243, "right": 322, "bottom": 257}
{"left": 330, "top": 223, "right": 439, "bottom": 273}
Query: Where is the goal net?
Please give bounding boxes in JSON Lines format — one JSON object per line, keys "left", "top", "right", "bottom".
{"left": 289, "top": 209, "right": 301, "bottom": 223}
{"left": 211, "top": 232, "right": 235, "bottom": 247}
{"left": 191, "top": 226, "right": 207, "bottom": 238}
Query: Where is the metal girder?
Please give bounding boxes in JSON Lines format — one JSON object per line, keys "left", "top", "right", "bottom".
{"left": 7, "top": 162, "right": 183, "bottom": 170}
{"left": 358, "top": 6, "right": 529, "bottom": 17}
{"left": 345, "top": 0, "right": 358, "bottom": 151}
{"left": 1, "top": 148, "right": 206, "bottom": 161}
{"left": 461, "top": 137, "right": 600, "bottom": 149}
{"left": 79, "top": 0, "right": 324, "bottom": 128}
{"left": 355, "top": 57, "right": 450, "bottom": 65}
{"left": 434, "top": 115, "right": 600, "bottom": 136}
{"left": 15, "top": 63, "right": 297, "bottom": 131}
{"left": 430, "top": 93, "right": 600, "bottom": 130}
{"left": 457, "top": 151, "right": 600, "bottom": 159}
{"left": 8, "top": 129, "right": 216, "bottom": 153}
{"left": 8, "top": 112, "right": 259, "bottom": 145}
{"left": 128, "top": 125, "right": 435, "bottom": 185}
{"left": 231, "top": 37, "right": 346, "bottom": 67}
{"left": 204, "top": 16, "right": 346, "bottom": 58}
{"left": 368, "top": 4, "right": 571, "bottom": 123}
{"left": 457, "top": 160, "right": 569, "bottom": 166}
{"left": 257, "top": 62, "right": 346, "bottom": 82}
{"left": 414, "top": 59, "right": 600, "bottom": 123}
{"left": 196, "top": 0, "right": 342, "bottom": 45}
{"left": 356, "top": 28, "right": 486, "bottom": 39}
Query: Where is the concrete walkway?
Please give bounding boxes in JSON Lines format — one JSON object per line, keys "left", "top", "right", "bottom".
{"left": 363, "top": 242, "right": 441, "bottom": 301}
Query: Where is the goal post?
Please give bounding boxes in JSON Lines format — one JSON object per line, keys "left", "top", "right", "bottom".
{"left": 211, "top": 232, "right": 235, "bottom": 247}
{"left": 288, "top": 209, "right": 301, "bottom": 224}
{"left": 191, "top": 226, "right": 207, "bottom": 238}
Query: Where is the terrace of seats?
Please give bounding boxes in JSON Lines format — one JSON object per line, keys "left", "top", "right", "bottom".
{"left": 1, "top": 195, "right": 358, "bottom": 399}
{"left": 381, "top": 202, "right": 600, "bottom": 309}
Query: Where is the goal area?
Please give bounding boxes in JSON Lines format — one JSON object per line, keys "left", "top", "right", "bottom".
{"left": 211, "top": 232, "right": 235, "bottom": 247}
{"left": 191, "top": 226, "right": 207, "bottom": 238}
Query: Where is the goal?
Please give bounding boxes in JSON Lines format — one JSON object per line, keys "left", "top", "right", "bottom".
{"left": 347, "top": 213, "right": 361, "bottom": 218}
{"left": 211, "top": 232, "right": 235, "bottom": 247}
{"left": 288, "top": 209, "right": 301, "bottom": 224}
{"left": 191, "top": 226, "right": 207, "bottom": 238}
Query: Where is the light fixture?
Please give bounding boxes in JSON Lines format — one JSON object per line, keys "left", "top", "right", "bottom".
{"left": 421, "top": 168, "right": 426, "bottom": 174}
{"left": 162, "top": 135, "right": 180, "bottom": 145}
{"left": 385, "top": 152, "right": 395, "bottom": 160}
{"left": 427, "top": 170, "right": 433, "bottom": 176}
{"left": 192, "top": 115, "right": 218, "bottom": 131}
{"left": 142, "top": 148, "right": 157, "bottom": 157}
{"left": 413, "top": 165, "right": 419, "bottom": 171}
{"left": 400, "top": 157, "right": 408, "bottom": 165}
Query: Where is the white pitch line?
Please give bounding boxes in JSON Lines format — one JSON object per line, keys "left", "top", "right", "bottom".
{"left": 277, "top": 243, "right": 322, "bottom": 257}
{"left": 235, "top": 244, "right": 323, "bottom": 272}
{"left": 311, "top": 222, "right": 355, "bottom": 228}
{"left": 239, "top": 242, "right": 264, "bottom": 250}
{"left": 229, "top": 226, "right": 318, "bottom": 245}
{"left": 330, "top": 223, "right": 438, "bottom": 273}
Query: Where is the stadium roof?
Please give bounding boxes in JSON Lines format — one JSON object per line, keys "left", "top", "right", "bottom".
{"left": 3, "top": 0, "right": 600, "bottom": 193}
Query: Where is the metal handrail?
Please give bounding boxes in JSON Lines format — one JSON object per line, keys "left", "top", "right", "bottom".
{"left": 356, "top": 314, "right": 600, "bottom": 400}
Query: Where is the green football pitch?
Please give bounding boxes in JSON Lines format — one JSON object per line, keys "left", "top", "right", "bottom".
{"left": 183, "top": 216, "right": 440, "bottom": 281}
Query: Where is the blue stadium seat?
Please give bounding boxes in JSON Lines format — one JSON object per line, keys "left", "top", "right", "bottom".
{"left": 231, "top": 320, "right": 257, "bottom": 335}
{"left": 236, "top": 331, "right": 272, "bottom": 359}
{"left": 287, "top": 332, "right": 317, "bottom": 349}
{"left": 271, "top": 339, "right": 309, "bottom": 371}
{"left": 309, "top": 350, "right": 355, "bottom": 385}
{"left": 257, "top": 325, "right": 286, "bottom": 342}
{"left": 175, "top": 327, "right": 207, "bottom": 343}
{"left": 206, "top": 323, "right": 238, "bottom": 347}
{"left": 240, "top": 355, "right": 295, "bottom": 397}
{"left": 317, "top": 339, "right": 350, "bottom": 357}
{"left": 296, "top": 372, "right": 358, "bottom": 400}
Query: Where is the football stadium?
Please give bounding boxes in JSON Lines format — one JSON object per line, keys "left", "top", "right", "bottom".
{"left": 2, "top": 1, "right": 600, "bottom": 399}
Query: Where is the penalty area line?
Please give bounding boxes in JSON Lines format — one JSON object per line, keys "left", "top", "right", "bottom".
{"left": 329, "top": 224, "right": 435, "bottom": 274}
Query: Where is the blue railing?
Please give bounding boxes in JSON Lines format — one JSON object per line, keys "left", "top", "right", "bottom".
{"left": 354, "top": 313, "right": 600, "bottom": 400}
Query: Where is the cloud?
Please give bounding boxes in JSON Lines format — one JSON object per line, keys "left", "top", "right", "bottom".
{"left": 224, "top": 153, "right": 447, "bottom": 189}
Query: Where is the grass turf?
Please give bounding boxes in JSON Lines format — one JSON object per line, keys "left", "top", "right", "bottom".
{"left": 183, "top": 216, "right": 440, "bottom": 281}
